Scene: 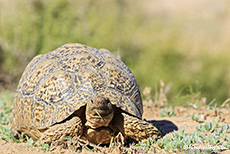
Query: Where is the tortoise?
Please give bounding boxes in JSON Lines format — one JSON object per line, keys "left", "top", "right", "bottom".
{"left": 10, "top": 43, "right": 161, "bottom": 145}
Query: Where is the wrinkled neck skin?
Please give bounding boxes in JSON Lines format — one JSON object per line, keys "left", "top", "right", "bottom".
{"left": 85, "top": 96, "right": 114, "bottom": 128}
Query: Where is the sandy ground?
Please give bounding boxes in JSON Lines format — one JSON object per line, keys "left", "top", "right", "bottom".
{"left": 1, "top": 101, "right": 230, "bottom": 154}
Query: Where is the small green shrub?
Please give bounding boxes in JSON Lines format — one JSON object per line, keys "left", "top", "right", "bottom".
{"left": 160, "top": 107, "right": 176, "bottom": 117}
{"left": 196, "top": 120, "right": 220, "bottom": 133}
{"left": 190, "top": 114, "right": 202, "bottom": 123}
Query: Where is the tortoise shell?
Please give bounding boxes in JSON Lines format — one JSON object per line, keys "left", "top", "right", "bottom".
{"left": 11, "top": 43, "right": 142, "bottom": 130}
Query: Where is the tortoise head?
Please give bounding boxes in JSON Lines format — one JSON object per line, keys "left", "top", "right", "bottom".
{"left": 85, "top": 96, "right": 114, "bottom": 128}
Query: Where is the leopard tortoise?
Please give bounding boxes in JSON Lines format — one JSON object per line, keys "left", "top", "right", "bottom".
{"left": 11, "top": 43, "right": 161, "bottom": 145}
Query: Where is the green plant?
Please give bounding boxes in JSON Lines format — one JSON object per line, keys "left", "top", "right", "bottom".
{"left": 160, "top": 107, "right": 176, "bottom": 117}
{"left": 157, "top": 129, "right": 192, "bottom": 152}
{"left": 41, "top": 143, "right": 51, "bottom": 151}
{"left": 221, "top": 124, "right": 230, "bottom": 133}
{"left": 0, "top": 94, "right": 19, "bottom": 143}
{"left": 184, "top": 150, "right": 206, "bottom": 154}
{"left": 134, "top": 137, "right": 156, "bottom": 151}
{"left": 0, "top": 98, "right": 13, "bottom": 125}
{"left": 156, "top": 121, "right": 230, "bottom": 153}
{"left": 196, "top": 120, "right": 220, "bottom": 133}
{"left": 185, "top": 83, "right": 202, "bottom": 104}
{"left": 190, "top": 114, "right": 202, "bottom": 123}
{"left": 206, "top": 100, "right": 218, "bottom": 110}
{"left": 223, "top": 137, "right": 230, "bottom": 149}
{"left": 206, "top": 105, "right": 217, "bottom": 110}
{"left": 24, "top": 137, "right": 38, "bottom": 147}
{"left": 0, "top": 125, "right": 20, "bottom": 143}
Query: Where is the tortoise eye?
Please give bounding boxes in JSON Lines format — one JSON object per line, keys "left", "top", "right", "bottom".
{"left": 91, "top": 99, "right": 94, "bottom": 103}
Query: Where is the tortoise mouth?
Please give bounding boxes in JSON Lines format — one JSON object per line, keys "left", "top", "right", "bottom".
{"left": 91, "top": 108, "right": 114, "bottom": 117}
{"left": 85, "top": 110, "right": 114, "bottom": 128}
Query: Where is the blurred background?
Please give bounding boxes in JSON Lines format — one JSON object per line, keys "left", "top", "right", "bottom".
{"left": 0, "top": 0, "right": 229, "bottom": 106}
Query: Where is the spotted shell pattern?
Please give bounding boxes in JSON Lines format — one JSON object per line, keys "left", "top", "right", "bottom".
{"left": 11, "top": 43, "right": 143, "bottom": 130}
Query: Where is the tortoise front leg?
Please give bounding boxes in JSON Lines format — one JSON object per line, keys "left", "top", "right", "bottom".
{"left": 113, "top": 113, "right": 161, "bottom": 141}
{"left": 40, "top": 116, "right": 83, "bottom": 145}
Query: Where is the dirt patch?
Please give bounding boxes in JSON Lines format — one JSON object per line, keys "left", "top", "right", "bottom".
{"left": 1, "top": 102, "right": 230, "bottom": 154}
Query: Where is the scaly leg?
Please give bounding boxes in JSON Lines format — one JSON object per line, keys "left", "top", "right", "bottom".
{"left": 113, "top": 113, "right": 161, "bottom": 141}
{"left": 40, "top": 116, "right": 83, "bottom": 145}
